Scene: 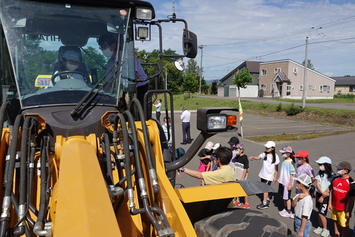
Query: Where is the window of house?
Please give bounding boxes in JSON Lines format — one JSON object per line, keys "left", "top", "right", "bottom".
{"left": 319, "top": 85, "right": 330, "bottom": 93}
{"left": 274, "top": 68, "right": 281, "bottom": 74}
{"left": 299, "top": 84, "right": 303, "bottom": 91}
{"left": 350, "top": 86, "right": 355, "bottom": 92}
{"left": 270, "top": 83, "right": 275, "bottom": 94}
{"left": 261, "top": 84, "right": 267, "bottom": 91}
{"left": 261, "top": 69, "right": 267, "bottom": 76}
{"left": 286, "top": 85, "right": 292, "bottom": 96}
{"left": 308, "top": 85, "right": 316, "bottom": 90}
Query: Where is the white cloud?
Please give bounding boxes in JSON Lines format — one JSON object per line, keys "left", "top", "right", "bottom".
{"left": 138, "top": 0, "right": 355, "bottom": 80}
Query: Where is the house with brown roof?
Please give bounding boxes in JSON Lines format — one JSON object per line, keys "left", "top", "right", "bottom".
{"left": 220, "top": 61, "right": 260, "bottom": 85}
{"left": 332, "top": 76, "right": 355, "bottom": 95}
{"left": 218, "top": 61, "right": 260, "bottom": 97}
{"left": 259, "top": 59, "right": 335, "bottom": 99}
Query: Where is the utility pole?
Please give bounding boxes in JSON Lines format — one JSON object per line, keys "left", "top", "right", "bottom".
{"left": 199, "top": 45, "right": 204, "bottom": 94}
{"left": 302, "top": 37, "right": 308, "bottom": 109}
{"left": 164, "top": 67, "right": 167, "bottom": 90}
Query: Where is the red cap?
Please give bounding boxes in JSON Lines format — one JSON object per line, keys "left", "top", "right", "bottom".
{"left": 294, "top": 151, "right": 309, "bottom": 158}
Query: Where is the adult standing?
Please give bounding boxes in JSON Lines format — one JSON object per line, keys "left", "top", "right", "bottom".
{"left": 153, "top": 99, "right": 162, "bottom": 122}
{"left": 180, "top": 107, "right": 192, "bottom": 145}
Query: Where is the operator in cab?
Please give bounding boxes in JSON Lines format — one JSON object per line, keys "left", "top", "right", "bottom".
{"left": 49, "top": 50, "right": 85, "bottom": 87}
{"left": 97, "top": 34, "right": 149, "bottom": 107}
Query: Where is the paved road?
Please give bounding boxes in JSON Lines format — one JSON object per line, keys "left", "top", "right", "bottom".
{"left": 164, "top": 107, "right": 355, "bottom": 237}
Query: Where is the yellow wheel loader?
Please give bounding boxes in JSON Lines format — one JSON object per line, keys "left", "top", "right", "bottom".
{"left": 0, "top": 0, "right": 294, "bottom": 236}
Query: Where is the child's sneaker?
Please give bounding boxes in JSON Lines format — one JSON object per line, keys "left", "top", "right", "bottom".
{"left": 320, "top": 229, "right": 330, "bottom": 237}
{"left": 256, "top": 202, "right": 269, "bottom": 209}
{"left": 313, "top": 227, "right": 323, "bottom": 234}
{"left": 233, "top": 201, "right": 242, "bottom": 208}
{"left": 278, "top": 209, "right": 288, "bottom": 216}
{"left": 240, "top": 203, "right": 250, "bottom": 209}
{"left": 280, "top": 211, "right": 293, "bottom": 218}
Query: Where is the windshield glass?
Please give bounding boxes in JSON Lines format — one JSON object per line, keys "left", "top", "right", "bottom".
{"left": 0, "top": 0, "right": 136, "bottom": 108}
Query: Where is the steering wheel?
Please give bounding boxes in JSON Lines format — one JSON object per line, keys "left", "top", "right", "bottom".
{"left": 51, "top": 70, "right": 89, "bottom": 86}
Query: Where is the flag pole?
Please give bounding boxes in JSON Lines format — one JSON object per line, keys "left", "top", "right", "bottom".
{"left": 238, "top": 99, "right": 244, "bottom": 138}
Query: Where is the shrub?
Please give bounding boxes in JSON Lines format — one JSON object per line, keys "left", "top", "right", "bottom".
{"left": 334, "top": 94, "right": 355, "bottom": 99}
{"left": 259, "top": 102, "right": 268, "bottom": 109}
{"left": 276, "top": 103, "right": 282, "bottom": 112}
{"left": 285, "top": 103, "right": 304, "bottom": 116}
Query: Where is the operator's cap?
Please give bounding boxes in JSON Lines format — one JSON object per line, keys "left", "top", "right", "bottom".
{"left": 181, "top": 107, "right": 186, "bottom": 111}
{"left": 293, "top": 174, "right": 312, "bottom": 188}
{"left": 294, "top": 151, "right": 309, "bottom": 158}
{"left": 336, "top": 161, "right": 352, "bottom": 171}
{"left": 264, "top": 141, "right": 275, "bottom": 148}
{"left": 205, "top": 141, "right": 214, "bottom": 150}
{"left": 315, "top": 156, "right": 332, "bottom": 164}
{"left": 62, "top": 50, "right": 80, "bottom": 62}
{"left": 279, "top": 146, "right": 292, "bottom": 153}
{"left": 228, "top": 136, "right": 239, "bottom": 145}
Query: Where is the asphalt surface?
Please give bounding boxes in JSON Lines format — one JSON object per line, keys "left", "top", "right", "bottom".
{"left": 162, "top": 99, "right": 355, "bottom": 237}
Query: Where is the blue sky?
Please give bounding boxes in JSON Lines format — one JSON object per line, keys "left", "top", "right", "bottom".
{"left": 136, "top": 0, "right": 355, "bottom": 81}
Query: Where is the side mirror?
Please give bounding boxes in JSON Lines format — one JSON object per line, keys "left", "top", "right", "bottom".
{"left": 182, "top": 30, "right": 198, "bottom": 58}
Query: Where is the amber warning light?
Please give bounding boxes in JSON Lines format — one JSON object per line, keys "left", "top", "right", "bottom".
{"left": 227, "top": 115, "right": 237, "bottom": 126}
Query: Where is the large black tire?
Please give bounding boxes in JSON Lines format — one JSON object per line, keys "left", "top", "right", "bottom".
{"left": 194, "top": 209, "right": 297, "bottom": 237}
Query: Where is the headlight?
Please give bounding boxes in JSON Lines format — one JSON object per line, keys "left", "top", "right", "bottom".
{"left": 137, "top": 27, "right": 149, "bottom": 39}
{"left": 206, "top": 114, "right": 237, "bottom": 132}
{"left": 136, "top": 8, "right": 153, "bottom": 20}
{"left": 197, "top": 107, "right": 238, "bottom": 134}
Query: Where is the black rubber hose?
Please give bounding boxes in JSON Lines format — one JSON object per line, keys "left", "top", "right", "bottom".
{"left": 122, "top": 110, "right": 145, "bottom": 184}
{"left": 124, "top": 110, "right": 169, "bottom": 232}
{"left": 129, "top": 98, "right": 159, "bottom": 194}
{"left": 34, "top": 137, "right": 49, "bottom": 235}
{"left": 114, "top": 113, "right": 132, "bottom": 213}
{"left": 27, "top": 145, "right": 38, "bottom": 220}
{"left": 102, "top": 133, "right": 113, "bottom": 185}
{"left": 0, "top": 114, "right": 23, "bottom": 237}
{"left": 9, "top": 116, "right": 35, "bottom": 236}
{"left": 109, "top": 113, "right": 124, "bottom": 183}
{"left": 20, "top": 117, "right": 36, "bottom": 206}
{"left": 6, "top": 193, "right": 27, "bottom": 236}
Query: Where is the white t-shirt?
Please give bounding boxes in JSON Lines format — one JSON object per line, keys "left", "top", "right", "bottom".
{"left": 293, "top": 194, "right": 313, "bottom": 219}
{"left": 257, "top": 152, "right": 280, "bottom": 181}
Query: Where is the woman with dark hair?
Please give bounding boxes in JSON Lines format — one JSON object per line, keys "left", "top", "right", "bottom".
{"left": 249, "top": 141, "right": 280, "bottom": 209}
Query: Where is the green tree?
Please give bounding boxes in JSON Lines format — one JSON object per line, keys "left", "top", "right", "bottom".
{"left": 185, "top": 58, "right": 200, "bottom": 77}
{"left": 163, "top": 62, "right": 183, "bottom": 94}
{"left": 302, "top": 59, "right": 314, "bottom": 70}
{"left": 232, "top": 67, "right": 252, "bottom": 102}
{"left": 135, "top": 48, "right": 184, "bottom": 91}
{"left": 183, "top": 72, "right": 198, "bottom": 93}
{"left": 22, "top": 40, "right": 57, "bottom": 92}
